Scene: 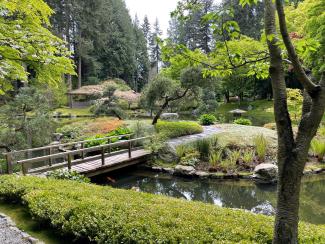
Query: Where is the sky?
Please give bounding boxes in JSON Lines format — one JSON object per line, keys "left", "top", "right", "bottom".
{"left": 124, "top": 0, "right": 178, "bottom": 37}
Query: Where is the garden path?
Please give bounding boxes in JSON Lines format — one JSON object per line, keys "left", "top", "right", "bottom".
{"left": 0, "top": 213, "right": 40, "bottom": 244}
{"left": 167, "top": 126, "right": 223, "bottom": 148}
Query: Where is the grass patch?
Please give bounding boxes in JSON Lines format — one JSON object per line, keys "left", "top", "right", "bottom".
{"left": 0, "top": 175, "right": 324, "bottom": 243}
{"left": 155, "top": 120, "right": 203, "bottom": 138}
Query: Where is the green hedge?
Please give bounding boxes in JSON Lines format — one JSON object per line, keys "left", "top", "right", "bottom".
{"left": 155, "top": 121, "right": 203, "bottom": 138}
{"left": 0, "top": 176, "right": 324, "bottom": 243}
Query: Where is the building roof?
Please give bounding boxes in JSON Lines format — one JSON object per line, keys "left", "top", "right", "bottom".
{"left": 67, "top": 80, "right": 140, "bottom": 102}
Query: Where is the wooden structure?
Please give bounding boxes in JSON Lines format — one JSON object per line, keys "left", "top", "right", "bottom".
{"left": 3, "top": 135, "right": 151, "bottom": 177}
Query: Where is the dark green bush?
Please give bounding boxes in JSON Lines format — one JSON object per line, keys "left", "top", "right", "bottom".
{"left": 155, "top": 121, "right": 203, "bottom": 138}
{"left": 199, "top": 114, "right": 217, "bottom": 125}
{"left": 234, "top": 118, "right": 252, "bottom": 126}
{"left": 0, "top": 176, "right": 324, "bottom": 243}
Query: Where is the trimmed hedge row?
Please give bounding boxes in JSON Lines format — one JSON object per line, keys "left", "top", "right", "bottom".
{"left": 155, "top": 121, "right": 203, "bottom": 138}
{"left": 0, "top": 175, "right": 324, "bottom": 243}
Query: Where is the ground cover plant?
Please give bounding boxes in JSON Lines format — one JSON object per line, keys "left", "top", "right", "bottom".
{"left": 0, "top": 175, "right": 324, "bottom": 243}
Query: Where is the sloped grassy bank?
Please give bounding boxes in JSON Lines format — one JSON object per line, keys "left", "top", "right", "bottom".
{"left": 0, "top": 175, "right": 324, "bottom": 243}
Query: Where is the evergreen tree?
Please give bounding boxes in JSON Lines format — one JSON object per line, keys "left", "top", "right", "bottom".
{"left": 133, "top": 16, "right": 150, "bottom": 91}
{"left": 141, "top": 15, "right": 151, "bottom": 45}
{"left": 221, "top": 0, "right": 264, "bottom": 40}
{"left": 149, "top": 18, "right": 162, "bottom": 74}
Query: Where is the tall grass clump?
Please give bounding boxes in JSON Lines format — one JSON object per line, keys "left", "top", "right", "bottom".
{"left": 253, "top": 134, "right": 268, "bottom": 162}
{"left": 310, "top": 139, "right": 325, "bottom": 162}
{"left": 209, "top": 150, "right": 223, "bottom": 167}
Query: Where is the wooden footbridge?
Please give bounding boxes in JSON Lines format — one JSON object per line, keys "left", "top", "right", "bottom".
{"left": 3, "top": 135, "right": 151, "bottom": 177}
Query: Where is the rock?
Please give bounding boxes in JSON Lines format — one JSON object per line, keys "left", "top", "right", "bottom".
{"left": 158, "top": 145, "right": 179, "bottom": 163}
{"left": 151, "top": 166, "right": 163, "bottom": 172}
{"left": 251, "top": 201, "right": 275, "bottom": 216}
{"left": 160, "top": 113, "right": 179, "bottom": 121}
{"left": 162, "top": 168, "right": 175, "bottom": 174}
{"left": 195, "top": 171, "right": 209, "bottom": 178}
{"left": 252, "top": 163, "right": 278, "bottom": 184}
{"left": 174, "top": 165, "right": 196, "bottom": 176}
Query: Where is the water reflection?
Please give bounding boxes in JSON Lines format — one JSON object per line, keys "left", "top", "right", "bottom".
{"left": 94, "top": 170, "right": 325, "bottom": 224}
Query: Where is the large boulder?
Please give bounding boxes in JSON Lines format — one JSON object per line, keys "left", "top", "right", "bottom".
{"left": 174, "top": 165, "right": 196, "bottom": 176}
{"left": 158, "top": 144, "right": 179, "bottom": 163}
{"left": 161, "top": 113, "right": 179, "bottom": 121}
{"left": 252, "top": 163, "right": 278, "bottom": 184}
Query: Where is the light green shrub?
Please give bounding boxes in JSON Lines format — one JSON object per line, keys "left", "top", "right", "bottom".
{"left": 0, "top": 176, "right": 324, "bottom": 243}
{"left": 199, "top": 114, "right": 217, "bottom": 125}
{"left": 234, "top": 118, "right": 252, "bottom": 126}
{"left": 310, "top": 139, "right": 325, "bottom": 162}
{"left": 180, "top": 150, "right": 200, "bottom": 167}
{"left": 155, "top": 121, "right": 203, "bottom": 138}
{"left": 254, "top": 134, "right": 268, "bottom": 162}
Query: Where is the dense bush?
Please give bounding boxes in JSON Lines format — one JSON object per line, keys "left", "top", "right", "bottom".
{"left": 56, "top": 124, "right": 83, "bottom": 140}
{"left": 0, "top": 176, "right": 324, "bottom": 243}
{"left": 47, "top": 170, "right": 90, "bottom": 183}
{"left": 155, "top": 121, "right": 203, "bottom": 138}
{"left": 199, "top": 114, "right": 217, "bottom": 125}
{"left": 234, "top": 118, "right": 252, "bottom": 126}
{"left": 84, "top": 127, "right": 132, "bottom": 147}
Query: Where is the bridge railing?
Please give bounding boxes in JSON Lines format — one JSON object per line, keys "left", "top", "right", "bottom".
{"left": 3, "top": 134, "right": 150, "bottom": 175}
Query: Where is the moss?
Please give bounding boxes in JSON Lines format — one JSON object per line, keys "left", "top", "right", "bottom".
{"left": 0, "top": 175, "right": 324, "bottom": 243}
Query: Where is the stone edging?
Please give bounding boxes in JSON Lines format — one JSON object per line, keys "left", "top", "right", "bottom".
{"left": 142, "top": 165, "right": 325, "bottom": 181}
{"left": 0, "top": 213, "right": 43, "bottom": 244}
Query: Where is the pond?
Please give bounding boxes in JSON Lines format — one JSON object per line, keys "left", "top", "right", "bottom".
{"left": 94, "top": 169, "right": 325, "bottom": 225}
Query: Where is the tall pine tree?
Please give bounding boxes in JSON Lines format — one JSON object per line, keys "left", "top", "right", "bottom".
{"left": 149, "top": 18, "right": 162, "bottom": 74}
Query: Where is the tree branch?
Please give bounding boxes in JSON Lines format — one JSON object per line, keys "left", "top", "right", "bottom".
{"left": 275, "top": 0, "right": 320, "bottom": 96}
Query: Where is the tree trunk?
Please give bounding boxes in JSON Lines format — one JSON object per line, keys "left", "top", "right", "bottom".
{"left": 152, "top": 100, "right": 168, "bottom": 125}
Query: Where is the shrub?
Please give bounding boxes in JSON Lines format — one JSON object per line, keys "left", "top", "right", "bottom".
{"left": 155, "top": 121, "right": 203, "bottom": 138}
{"left": 0, "top": 176, "right": 324, "bottom": 243}
{"left": 254, "top": 134, "right": 268, "bottom": 162}
{"left": 84, "top": 127, "right": 132, "bottom": 148}
{"left": 310, "top": 139, "right": 325, "bottom": 162}
{"left": 199, "top": 114, "right": 217, "bottom": 125}
{"left": 47, "top": 170, "right": 90, "bottom": 183}
{"left": 234, "top": 118, "right": 252, "bottom": 126}
{"left": 56, "top": 124, "right": 83, "bottom": 140}
{"left": 179, "top": 149, "right": 200, "bottom": 167}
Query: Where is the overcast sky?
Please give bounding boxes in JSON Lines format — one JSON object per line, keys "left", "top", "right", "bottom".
{"left": 124, "top": 0, "right": 178, "bottom": 37}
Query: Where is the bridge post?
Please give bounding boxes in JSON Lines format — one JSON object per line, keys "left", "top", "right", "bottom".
{"left": 81, "top": 143, "right": 85, "bottom": 159}
{"left": 101, "top": 147, "right": 105, "bottom": 166}
{"left": 128, "top": 141, "right": 132, "bottom": 158}
{"left": 22, "top": 163, "right": 28, "bottom": 175}
{"left": 5, "top": 153, "right": 13, "bottom": 174}
{"left": 108, "top": 138, "right": 111, "bottom": 155}
{"left": 48, "top": 147, "right": 53, "bottom": 167}
{"left": 67, "top": 154, "right": 72, "bottom": 171}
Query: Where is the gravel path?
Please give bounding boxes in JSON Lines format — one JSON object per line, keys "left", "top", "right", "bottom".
{"left": 167, "top": 125, "right": 222, "bottom": 148}
{"left": 0, "top": 213, "right": 41, "bottom": 244}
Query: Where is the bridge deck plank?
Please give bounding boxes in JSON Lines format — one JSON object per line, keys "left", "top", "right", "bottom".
{"left": 30, "top": 149, "right": 150, "bottom": 177}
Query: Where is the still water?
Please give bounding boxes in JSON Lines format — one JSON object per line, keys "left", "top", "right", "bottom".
{"left": 94, "top": 170, "right": 325, "bottom": 225}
